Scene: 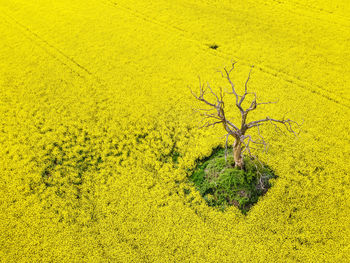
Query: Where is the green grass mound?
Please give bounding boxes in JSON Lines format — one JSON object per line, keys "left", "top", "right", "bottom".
{"left": 189, "top": 148, "right": 276, "bottom": 214}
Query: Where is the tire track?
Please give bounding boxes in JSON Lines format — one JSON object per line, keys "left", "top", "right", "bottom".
{"left": 103, "top": 0, "right": 350, "bottom": 110}
{"left": 198, "top": 0, "right": 350, "bottom": 29}
{"left": 1, "top": 10, "right": 96, "bottom": 81}
{"left": 267, "top": 0, "right": 350, "bottom": 25}
{"left": 250, "top": 0, "right": 350, "bottom": 29}
{"left": 1, "top": 9, "right": 115, "bottom": 119}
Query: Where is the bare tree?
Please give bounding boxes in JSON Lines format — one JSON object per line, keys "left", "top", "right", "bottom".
{"left": 190, "top": 62, "right": 300, "bottom": 170}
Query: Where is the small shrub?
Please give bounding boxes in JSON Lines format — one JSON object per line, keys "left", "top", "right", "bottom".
{"left": 209, "top": 44, "right": 219, "bottom": 50}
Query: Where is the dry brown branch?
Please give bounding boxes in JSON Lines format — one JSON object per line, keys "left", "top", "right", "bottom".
{"left": 190, "top": 63, "right": 301, "bottom": 170}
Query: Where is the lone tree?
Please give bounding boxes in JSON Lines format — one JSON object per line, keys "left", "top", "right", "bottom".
{"left": 190, "top": 62, "right": 300, "bottom": 170}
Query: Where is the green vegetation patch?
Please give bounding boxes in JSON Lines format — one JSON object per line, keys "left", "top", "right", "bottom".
{"left": 189, "top": 148, "right": 276, "bottom": 214}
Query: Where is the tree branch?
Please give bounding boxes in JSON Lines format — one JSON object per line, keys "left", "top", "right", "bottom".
{"left": 221, "top": 62, "right": 245, "bottom": 114}
{"left": 238, "top": 66, "right": 254, "bottom": 107}
{"left": 247, "top": 117, "right": 300, "bottom": 136}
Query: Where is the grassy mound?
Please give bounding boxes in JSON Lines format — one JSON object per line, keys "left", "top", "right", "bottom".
{"left": 189, "top": 148, "right": 276, "bottom": 214}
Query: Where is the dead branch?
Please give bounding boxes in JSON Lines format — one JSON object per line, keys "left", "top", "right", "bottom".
{"left": 246, "top": 117, "right": 300, "bottom": 136}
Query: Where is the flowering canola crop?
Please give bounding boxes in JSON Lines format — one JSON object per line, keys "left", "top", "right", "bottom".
{"left": 0, "top": 0, "right": 349, "bottom": 262}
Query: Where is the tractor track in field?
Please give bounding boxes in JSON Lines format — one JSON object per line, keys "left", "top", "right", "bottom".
{"left": 1, "top": 2, "right": 349, "bottom": 110}
{"left": 266, "top": 0, "right": 350, "bottom": 26}
{"left": 1, "top": 10, "right": 98, "bottom": 82}
{"left": 196, "top": 0, "right": 350, "bottom": 29}
{"left": 103, "top": 0, "right": 350, "bottom": 110}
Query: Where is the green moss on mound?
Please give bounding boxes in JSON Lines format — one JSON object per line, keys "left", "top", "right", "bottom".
{"left": 189, "top": 148, "right": 276, "bottom": 214}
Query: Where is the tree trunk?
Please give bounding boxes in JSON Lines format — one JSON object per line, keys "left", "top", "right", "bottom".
{"left": 233, "top": 139, "right": 244, "bottom": 169}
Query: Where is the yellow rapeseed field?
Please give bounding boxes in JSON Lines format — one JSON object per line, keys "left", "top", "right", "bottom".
{"left": 1, "top": 0, "right": 349, "bottom": 262}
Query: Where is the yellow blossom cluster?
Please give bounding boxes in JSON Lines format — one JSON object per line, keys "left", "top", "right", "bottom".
{"left": 0, "top": 0, "right": 349, "bottom": 262}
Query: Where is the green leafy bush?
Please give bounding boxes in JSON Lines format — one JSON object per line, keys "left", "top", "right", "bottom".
{"left": 189, "top": 148, "right": 276, "bottom": 214}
